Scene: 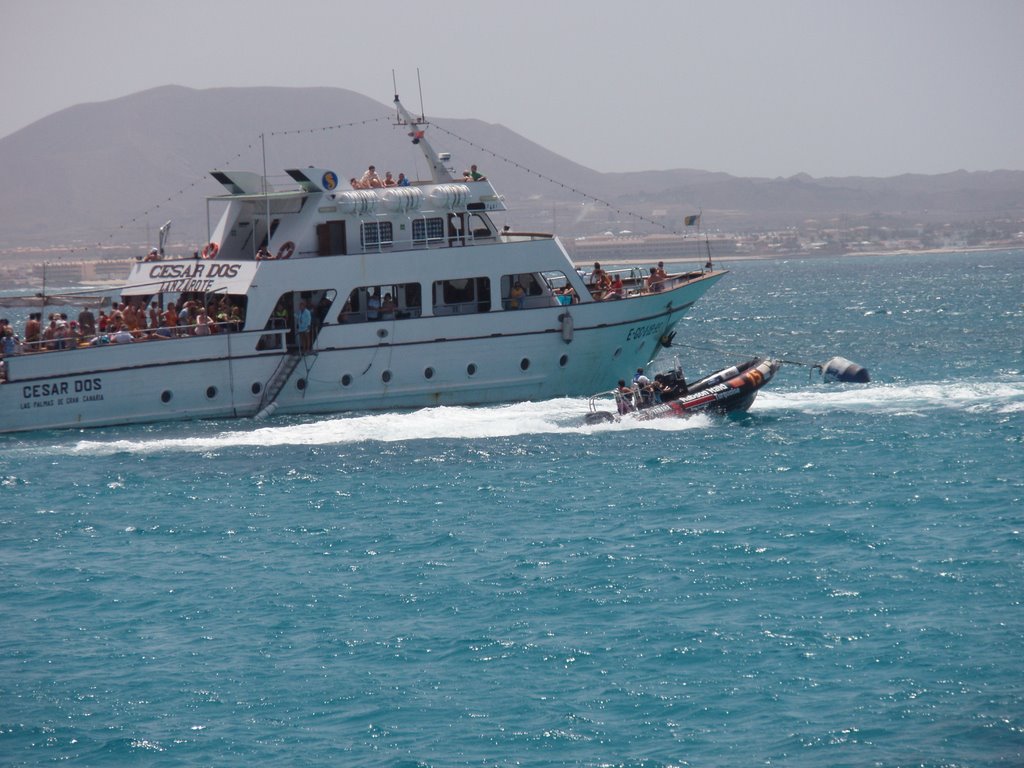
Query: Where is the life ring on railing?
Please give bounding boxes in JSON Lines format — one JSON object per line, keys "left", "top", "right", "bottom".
{"left": 277, "top": 241, "right": 295, "bottom": 259}
{"left": 201, "top": 242, "right": 219, "bottom": 259}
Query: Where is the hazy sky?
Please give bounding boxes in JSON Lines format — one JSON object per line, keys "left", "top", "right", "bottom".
{"left": 4, "top": 0, "right": 1022, "bottom": 178}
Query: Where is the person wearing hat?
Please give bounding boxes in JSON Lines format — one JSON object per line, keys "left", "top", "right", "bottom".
{"left": 1, "top": 325, "right": 19, "bottom": 358}
{"left": 144, "top": 247, "right": 161, "bottom": 262}
{"left": 53, "top": 319, "right": 69, "bottom": 350}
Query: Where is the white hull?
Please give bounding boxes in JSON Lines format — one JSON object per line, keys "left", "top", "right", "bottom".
{"left": 1, "top": 273, "right": 720, "bottom": 433}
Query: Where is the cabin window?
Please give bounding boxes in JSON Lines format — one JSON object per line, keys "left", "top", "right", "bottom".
{"left": 412, "top": 217, "right": 445, "bottom": 245}
{"left": 311, "top": 289, "right": 336, "bottom": 330}
{"left": 432, "top": 277, "right": 491, "bottom": 315}
{"left": 468, "top": 214, "right": 492, "bottom": 240}
{"left": 502, "top": 271, "right": 563, "bottom": 310}
{"left": 360, "top": 221, "right": 393, "bottom": 250}
{"left": 338, "top": 282, "right": 422, "bottom": 323}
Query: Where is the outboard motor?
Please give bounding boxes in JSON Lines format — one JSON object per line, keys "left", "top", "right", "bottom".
{"left": 819, "top": 356, "right": 870, "bottom": 383}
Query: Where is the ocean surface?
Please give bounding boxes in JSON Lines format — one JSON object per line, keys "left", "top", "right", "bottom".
{"left": 2, "top": 249, "right": 1022, "bottom": 767}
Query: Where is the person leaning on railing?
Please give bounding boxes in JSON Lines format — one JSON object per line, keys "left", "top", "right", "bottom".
{"left": 1, "top": 324, "right": 21, "bottom": 357}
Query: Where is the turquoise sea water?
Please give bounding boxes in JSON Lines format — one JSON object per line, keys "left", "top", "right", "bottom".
{"left": 2, "top": 250, "right": 1022, "bottom": 767}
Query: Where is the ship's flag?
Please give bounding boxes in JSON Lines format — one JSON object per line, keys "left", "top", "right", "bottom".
{"left": 684, "top": 214, "right": 701, "bottom": 226}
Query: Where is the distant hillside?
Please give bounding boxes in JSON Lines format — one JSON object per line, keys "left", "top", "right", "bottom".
{"left": 1, "top": 85, "right": 1022, "bottom": 255}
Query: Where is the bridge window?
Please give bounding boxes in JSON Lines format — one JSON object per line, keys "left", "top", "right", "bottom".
{"left": 412, "top": 217, "right": 445, "bottom": 245}
{"left": 360, "top": 221, "right": 393, "bottom": 249}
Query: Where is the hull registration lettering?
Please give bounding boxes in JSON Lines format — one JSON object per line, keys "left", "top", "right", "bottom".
{"left": 626, "top": 322, "right": 662, "bottom": 342}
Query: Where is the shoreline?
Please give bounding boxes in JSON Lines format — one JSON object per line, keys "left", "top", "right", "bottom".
{"left": 0, "top": 245, "right": 1018, "bottom": 297}
{"left": 574, "top": 243, "right": 1023, "bottom": 268}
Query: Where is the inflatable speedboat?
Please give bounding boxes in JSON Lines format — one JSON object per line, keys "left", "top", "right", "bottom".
{"left": 585, "top": 357, "right": 781, "bottom": 424}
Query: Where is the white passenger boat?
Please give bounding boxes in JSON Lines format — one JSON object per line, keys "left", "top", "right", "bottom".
{"left": 0, "top": 95, "right": 724, "bottom": 434}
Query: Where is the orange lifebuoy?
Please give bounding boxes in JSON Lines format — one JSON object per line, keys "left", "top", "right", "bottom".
{"left": 201, "top": 242, "right": 219, "bottom": 259}
{"left": 277, "top": 241, "right": 295, "bottom": 259}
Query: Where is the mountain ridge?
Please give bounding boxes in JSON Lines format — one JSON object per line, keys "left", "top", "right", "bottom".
{"left": 1, "top": 85, "right": 1022, "bottom": 253}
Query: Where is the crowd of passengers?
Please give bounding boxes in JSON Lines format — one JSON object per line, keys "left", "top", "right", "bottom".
{"left": 349, "top": 165, "right": 410, "bottom": 189}
{"left": 348, "top": 163, "right": 487, "bottom": 190}
{"left": 0, "top": 295, "right": 246, "bottom": 357}
{"left": 588, "top": 262, "right": 671, "bottom": 300}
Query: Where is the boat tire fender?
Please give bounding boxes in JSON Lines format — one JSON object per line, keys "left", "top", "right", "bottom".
{"left": 277, "top": 241, "right": 296, "bottom": 259}
{"left": 560, "top": 312, "right": 574, "bottom": 344}
{"left": 201, "top": 242, "right": 219, "bottom": 259}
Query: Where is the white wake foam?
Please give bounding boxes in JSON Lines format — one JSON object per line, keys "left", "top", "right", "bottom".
{"left": 67, "top": 398, "right": 712, "bottom": 455}
{"left": 38, "top": 377, "right": 1023, "bottom": 456}
{"left": 757, "top": 379, "right": 1024, "bottom": 414}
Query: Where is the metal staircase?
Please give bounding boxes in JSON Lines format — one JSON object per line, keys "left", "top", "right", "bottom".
{"left": 253, "top": 350, "right": 305, "bottom": 420}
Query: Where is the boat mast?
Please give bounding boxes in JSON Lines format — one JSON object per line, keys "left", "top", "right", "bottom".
{"left": 41, "top": 262, "right": 47, "bottom": 329}
{"left": 393, "top": 94, "right": 452, "bottom": 183}
{"left": 261, "top": 132, "right": 271, "bottom": 257}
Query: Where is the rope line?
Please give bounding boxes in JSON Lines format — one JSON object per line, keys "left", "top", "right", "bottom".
{"left": 674, "top": 341, "right": 821, "bottom": 370}
{"left": 59, "top": 115, "right": 393, "bottom": 259}
{"left": 430, "top": 122, "right": 695, "bottom": 239}
{"left": 267, "top": 115, "right": 392, "bottom": 137}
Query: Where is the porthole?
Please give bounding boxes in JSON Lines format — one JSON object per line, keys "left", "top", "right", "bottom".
{"left": 206, "top": 386, "right": 218, "bottom": 399}
{"left": 296, "top": 378, "right": 306, "bottom": 391}
{"left": 341, "top": 374, "right": 352, "bottom": 387}
{"left": 424, "top": 367, "right": 435, "bottom": 379}
{"left": 520, "top": 358, "right": 530, "bottom": 371}
{"left": 251, "top": 382, "right": 262, "bottom": 395}
{"left": 467, "top": 363, "right": 477, "bottom": 376}
{"left": 160, "top": 390, "right": 172, "bottom": 403}
{"left": 559, "top": 354, "right": 569, "bottom": 367}
{"left": 382, "top": 370, "right": 392, "bottom": 383}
